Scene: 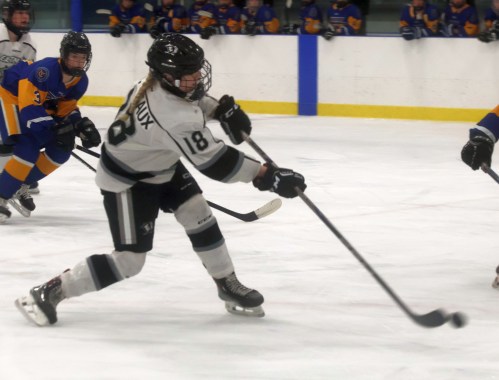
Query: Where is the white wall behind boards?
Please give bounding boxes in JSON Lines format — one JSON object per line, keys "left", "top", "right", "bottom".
{"left": 318, "top": 37, "right": 499, "bottom": 109}
{"left": 33, "top": 33, "right": 498, "bottom": 112}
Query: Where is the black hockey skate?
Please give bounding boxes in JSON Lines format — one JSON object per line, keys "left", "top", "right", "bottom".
{"left": 0, "top": 197, "right": 11, "bottom": 223}
{"left": 8, "top": 185, "right": 35, "bottom": 217}
{"left": 28, "top": 181, "right": 40, "bottom": 194}
{"left": 492, "top": 265, "right": 499, "bottom": 289}
{"left": 15, "top": 276, "right": 65, "bottom": 326}
{"left": 214, "top": 272, "right": 264, "bottom": 317}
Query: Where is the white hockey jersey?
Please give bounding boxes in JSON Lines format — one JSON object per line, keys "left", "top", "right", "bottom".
{"left": 96, "top": 79, "right": 262, "bottom": 193}
{"left": 0, "top": 23, "right": 36, "bottom": 81}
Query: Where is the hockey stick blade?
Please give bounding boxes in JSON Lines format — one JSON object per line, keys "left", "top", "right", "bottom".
{"left": 242, "top": 133, "right": 466, "bottom": 329}
{"left": 207, "top": 198, "right": 281, "bottom": 222}
{"left": 411, "top": 309, "right": 447, "bottom": 327}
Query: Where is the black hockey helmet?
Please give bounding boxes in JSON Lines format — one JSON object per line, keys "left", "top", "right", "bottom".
{"left": 146, "top": 33, "right": 212, "bottom": 101}
{"left": 2, "top": 0, "right": 34, "bottom": 38}
{"left": 59, "top": 31, "right": 92, "bottom": 77}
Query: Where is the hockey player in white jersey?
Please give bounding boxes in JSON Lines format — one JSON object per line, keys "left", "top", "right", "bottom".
{"left": 0, "top": 0, "right": 38, "bottom": 202}
{"left": 15, "top": 33, "right": 307, "bottom": 326}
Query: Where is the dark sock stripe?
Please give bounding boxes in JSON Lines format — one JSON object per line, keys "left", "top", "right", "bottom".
{"left": 188, "top": 222, "right": 224, "bottom": 250}
{"left": 87, "top": 254, "right": 120, "bottom": 290}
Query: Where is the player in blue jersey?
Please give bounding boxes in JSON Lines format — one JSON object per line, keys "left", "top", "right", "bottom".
{"left": 440, "top": 0, "right": 479, "bottom": 37}
{"left": 324, "top": 0, "right": 362, "bottom": 37}
{"left": 0, "top": 32, "right": 101, "bottom": 222}
{"left": 461, "top": 105, "right": 499, "bottom": 287}
{"left": 299, "top": 0, "right": 323, "bottom": 35}
{"left": 149, "top": 0, "right": 188, "bottom": 38}
{"left": 399, "top": 0, "right": 440, "bottom": 40}
{"left": 216, "top": 0, "right": 243, "bottom": 35}
{"left": 109, "top": 0, "right": 147, "bottom": 38}
{"left": 478, "top": 0, "right": 499, "bottom": 42}
{"left": 187, "top": 0, "right": 218, "bottom": 36}
{"left": 283, "top": 0, "right": 323, "bottom": 35}
{"left": 241, "top": 0, "right": 280, "bottom": 35}
{"left": 462, "top": 105, "right": 499, "bottom": 171}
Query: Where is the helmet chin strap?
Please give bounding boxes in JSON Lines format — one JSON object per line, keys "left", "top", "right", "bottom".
{"left": 3, "top": 19, "right": 24, "bottom": 40}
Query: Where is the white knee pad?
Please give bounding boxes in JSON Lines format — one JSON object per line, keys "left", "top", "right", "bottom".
{"left": 111, "top": 250, "right": 147, "bottom": 278}
{"left": 174, "top": 194, "right": 213, "bottom": 232}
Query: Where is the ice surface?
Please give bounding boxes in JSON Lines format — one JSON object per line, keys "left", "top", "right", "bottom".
{"left": 2, "top": 107, "right": 499, "bottom": 379}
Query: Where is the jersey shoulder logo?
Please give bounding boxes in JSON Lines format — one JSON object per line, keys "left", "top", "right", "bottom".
{"left": 35, "top": 67, "right": 49, "bottom": 82}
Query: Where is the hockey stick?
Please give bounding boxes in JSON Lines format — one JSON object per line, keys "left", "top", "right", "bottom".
{"left": 242, "top": 132, "right": 467, "bottom": 329}
{"left": 481, "top": 163, "right": 499, "bottom": 184}
{"left": 72, "top": 146, "right": 281, "bottom": 222}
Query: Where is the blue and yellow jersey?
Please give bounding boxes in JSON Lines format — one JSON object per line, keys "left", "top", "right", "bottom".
{"left": 218, "top": 4, "right": 243, "bottom": 34}
{"left": 188, "top": 1, "right": 218, "bottom": 33}
{"left": 400, "top": 3, "right": 440, "bottom": 35}
{"left": 441, "top": 4, "right": 479, "bottom": 37}
{"left": 242, "top": 5, "right": 280, "bottom": 34}
{"left": 483, "top": 7, "right": 499, "bottom": 30}
{"left": 150, "top": 4, "right": 188, "bottom": 33}
{"left": 0, "top": 57, "right": 87, "bottom": 136}
{"left": 473, "top": 105, "right": 499, "bottom": 142}
{"left": 109, "top": 3, "right": 146, "bottom": 33}
{"left": 326, "top": 2, "right": 362, "bottom": 35}
{"left": 300, "top": 3, "right": 323, "bottom": 35}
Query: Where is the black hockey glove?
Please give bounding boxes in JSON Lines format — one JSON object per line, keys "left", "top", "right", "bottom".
{"left": 477, "top": 27, "right": 498, "bottom": 43}
{"left": 400, "top": 26, "right": 422, "bottom": 41}
{"left": 214, "top": 95, "right": 251, "bottom": 145}
{"left": 75, "top": 117, "right": 101, "bottom": 148}
{"left": 321, "top": 26, "right": 335, "bottom": 41}
{"left": 253, "top": 164, "right": 307, "bottom": 199}
{"left": 245, "top": 19, "right": 256, "bottom": 36}
{"left": 282, "top": 23, "right": 299, "bottom": 35}
{"left": 200, "top": 26, "right": 217, "bottom": 40}
{"left": 150, "top": 17, "right": 165, "bottom": 39}
{"left": 111, "top": 24, "right": 125, "bottom": 38}
{"left": 461, "top": 134, "right": 494, "bottom": 170}
{"left": 53, "top": 120, "right": 76, "bottom": 152}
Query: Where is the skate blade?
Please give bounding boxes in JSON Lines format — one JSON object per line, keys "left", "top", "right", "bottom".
{"left": 492, "top": 277, "right": 499, "bottom": 289}
{"left": 14, "top": 295, "right": 49, "bottom": 326}
{"left": 8, "top": 198, "right": 31, "bottom": 217}
{"left": 0, "top": 213, "right": 10, "bottom": 223}
{"left": 225, "top": 302, "right": 265, "bottom": 318}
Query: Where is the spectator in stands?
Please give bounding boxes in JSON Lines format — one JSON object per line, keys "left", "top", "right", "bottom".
{"left": 282, "top": 0, "right": 323, "bottom": 35}
{"left": 109, "top": 0, "right": 147, "bottom": 38}
{"left": 217, "top": 0, "right": 243, "bottom": 35}
{"left": 323, "top": 0, "right": 362, "bottom": 37}
{"left": 477, "top": 0, "right": 499, "bottom": 42}
{"left": 399, "top": 0, "right": 440, "bottom": 40}
{"left": 187, "top": 0, "right": 219, "bottom": 38}
{"left": 149, "top": 0, "right": 188, "bottom": 38}
{"left": 440, "top": 0, "right": 479, "bottom": 37}
{"left": 241, "top": 0, "right": 280, "bottom": 35}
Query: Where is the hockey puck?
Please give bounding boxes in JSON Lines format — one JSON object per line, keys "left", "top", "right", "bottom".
{"left": 450, "top": 312, "right": 467, "bottom": 328}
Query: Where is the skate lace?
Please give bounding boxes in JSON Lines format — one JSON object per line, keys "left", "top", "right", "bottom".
{"left": 0, "top": 197, "right": 7, "bottom": 207}
{"left": 225, "top": 274, "right": 252, "bottom": 296}
{"left": 15, "top": 185, "right": 32, "bottom": 201}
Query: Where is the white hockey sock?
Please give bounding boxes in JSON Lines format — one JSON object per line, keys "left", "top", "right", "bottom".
{"left": 60, "top": 260, "right": 97, "bottom": 298}
{"left": 175, "top": 194, "right": 234, "bottom": 279}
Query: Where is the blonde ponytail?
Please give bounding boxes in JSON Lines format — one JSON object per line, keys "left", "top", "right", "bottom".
{"left": 118, "top": 73, "right": 156, "bottom": 122}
